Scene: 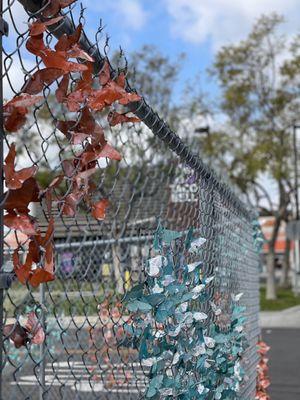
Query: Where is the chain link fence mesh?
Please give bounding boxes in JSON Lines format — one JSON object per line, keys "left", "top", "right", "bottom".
{"left": 1, "top": 1, "right": 261, "bottom": 399}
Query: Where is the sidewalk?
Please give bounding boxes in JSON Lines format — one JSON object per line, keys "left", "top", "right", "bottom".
{"left": 260, "top": 305, "right": 300, "bottom": 328}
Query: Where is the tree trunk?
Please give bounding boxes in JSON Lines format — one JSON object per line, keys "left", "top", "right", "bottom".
{"left": 266, "top": 248, "right": 277, "bottom": 300}
{"left": 280, "top": 238, "right": 291, "bottom": 288}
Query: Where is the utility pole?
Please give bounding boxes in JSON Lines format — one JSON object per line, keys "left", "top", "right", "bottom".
{"left": 293, "top": 124, "right": 300, "bottom": 295}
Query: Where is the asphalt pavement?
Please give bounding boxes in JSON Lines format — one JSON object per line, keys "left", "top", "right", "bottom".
{"left": 262, "top": 328, "right": 300, "bottom": 400}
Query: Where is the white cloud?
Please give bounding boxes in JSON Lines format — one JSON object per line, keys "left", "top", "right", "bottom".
{"left": 165, "top": 0, "right": 300, "bottom": 50}
{"left": 87, "top": 0, "right": 147, "bottom": 31}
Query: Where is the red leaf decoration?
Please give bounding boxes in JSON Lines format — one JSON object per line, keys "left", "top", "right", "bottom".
{"left": 23, "top": 68, "right": 64, "bottom": 95}
{"left": 108, "top": 111, "right": 140, "bottom": 127}
{"left": 26, "top": 34, "right": 47, "bottom": 57}
{"left": 24, "top": 311, "right": 45, "bottom": 344}
{"left": 4, "top": 94, "right": 43, "bottom": 132}
{"left": 91, "top": 199, "right": 109, "bottom": 220}
{"left": 67, "top": 44, "right": 94, "bottom": 62}
{"left": 41, "top": 49, "right": 88, "bottom": 73}
{"left": 4, "top": 177, "right": 40, "bottom": 214}
{"left": 13, "top": 249, "right": 33, "bottom": 285}
{"left": 6, "top": 94, "right": 44, "bottom": 108}
{"left": 24, "top": 219, "right": 55, "bottom": 287}
{"left": 88, "top": 80, "right": 141, "bottom": 112}
{"left": 99, "top": 60, "right": 111, "bottom": 86}
{"left": 80, "top": 143, "right": 122, "bottom": 165}
{"left": 29, "top": 16, "right": 63, "bottom": 36}
{"left": 55, "top": 74, "right": 70, "bottom": 103}
{"left": 40, "top": 175, "right": 64, "bottom": 215}
{"left": 4, "top": 143, "right": 37, "bottom": 189}
{"left": 55, "top": 24, "right": 82, "bottom": 51}
{"left": 4, "top": 213, "right": 37, "bottom": 236}
{"left": 60, "top": 189, "right": 83, "bottom": 217}
{"left": 3, "top": 323, "right": 29, "bottom": 348}
{"left": 3, "top": 312, "right": 45, "bottom": 348}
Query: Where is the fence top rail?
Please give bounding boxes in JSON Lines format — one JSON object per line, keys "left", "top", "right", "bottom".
{"left": 14, "top": 0, "right": 256, "bottom": 221}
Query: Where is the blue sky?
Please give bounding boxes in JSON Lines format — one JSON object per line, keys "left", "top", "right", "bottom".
{"left": 4, "top": 0, "right": 300, "bottom": 103}
{"left": 80, "top": 0, "right": 300, "bottom": 103}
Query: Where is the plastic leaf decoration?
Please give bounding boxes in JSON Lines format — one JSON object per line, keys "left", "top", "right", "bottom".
{"left": 4, "top": 177, "right": 40, "bottom": 214}
{"left": 13, "top": 219, "right": 55, "bottom": 287}
{"left": 29, "top": 16, "right": 63, "bottom": 36}
{"left": 24, "top": 311, "right": 45, "bottom": 344}
{"left": 4, "top": 94, "right": 43, "bottom": 132}
{"left": 55, "top": 74, "right": 70, "bottom": 103}
{"left": 3, "top": 323, "right": 29, "bottom": 348}
{"left": 4, "top": 14, "right": 141, "bottom": 287}
{"left": 108, "top": 111, "right": 140, "bottom": 126}
{"left": 4, "top": 213, "right": 37, "bottom": 236}
{"left": 55, "top": 24, "right": 83, "bottom": 51}
{"left": 122, "top": 224, "right": 248, "bottom": 399}
{"left": 91, "top": 199, "right": 109, "bottom": 220}
{"left": 4, "top": 143, "right": 37, "bottom": 189}
{"left": 3, "top": 311, "right": 45, "bottom": 348}
{"left": 23, "top": 68, "right": 64, "bottom": 95}
{"left": 256, "top": 341, "right": 271, "bottom": 400}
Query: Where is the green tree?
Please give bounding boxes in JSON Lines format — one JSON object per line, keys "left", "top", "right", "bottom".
{"left": 209, "top": 14, "right": 300, "bottom": 299}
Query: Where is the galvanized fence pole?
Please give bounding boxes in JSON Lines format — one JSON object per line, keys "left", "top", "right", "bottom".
{"left": 39, "top": 284, "right": 46, "bottom": 400}
{"left": 0, "top": 1, "right": 5, "bottom": 397}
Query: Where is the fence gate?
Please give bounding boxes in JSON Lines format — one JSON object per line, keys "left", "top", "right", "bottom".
{"left": 1, "top": 0, "right": 261, "bottom": 399}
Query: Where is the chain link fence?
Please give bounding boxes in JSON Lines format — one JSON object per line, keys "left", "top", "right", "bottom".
{"left": 1, "top": 1, "right": 261, "bottom": 399}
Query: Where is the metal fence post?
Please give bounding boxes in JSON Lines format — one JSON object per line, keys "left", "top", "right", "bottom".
{"left": 39, "top": 284, "right": 46, "bottom": 400}
{"left": 0, "top": 2, "right": 8, "bottom": 397}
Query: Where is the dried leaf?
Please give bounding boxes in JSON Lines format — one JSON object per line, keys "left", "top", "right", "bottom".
{"left": 91, "top": 199, "right": 109, "bottom": 220}
{"left": 4, "top": 212, "right": 37, "bottom": 235}
{"left": 4, "top": 177, "right": 40, "bottom": 214}
{"left": 80, "top": 143, "right": 122, "bottom": 165}
{"left": 23, "top": 68, "right": 64, "bottom": 95}
{"left": 55, "top": 74, "right": 70, "bottom": 103}
{"left": 41, "top": 49, "right": 88, "bottom": 73}
{"left": 67, "top": 43, "right": 94, "bottom": 62}
{"left": 24, "top": 311, "right": 45, "bottom": 344}
{"left": 4, "top": 143, "right": 37, "bottom": 189}
{"left": 108, "top": 111, "right": 140, "bottom": 126}
{"left": 60, "top": 188, "right": 83, "bottom": 217}
{"left": 99, "top": 60, "right": 111, "bottom": 86}
{"left": 29, "top": 16, "right": 63, "bottom": 36}
{"left": 26, "top": 33, "right": 47, "bottom": 57}
{"left": 55, "top": 24, "right": 83, "bottom": 51}
{"left": 6, "top": 93, "right": 44, "bottom": 108}
{"left": 88, "top": 79, "right": 141, "bottom": 111}
{"left": 3, "top": 323, "right": 28, "bottom": 348}
{"left": 25, "top": 219, "right": 55, "bottom": 287}
{"left": 4, "top": 94, "right": 43, "bottom": 132}
{"left": 40, "top": 175, "right": 64, "bottom": 214}
{"left": 13, "top": 249, "right": 32, "bottom": 284}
